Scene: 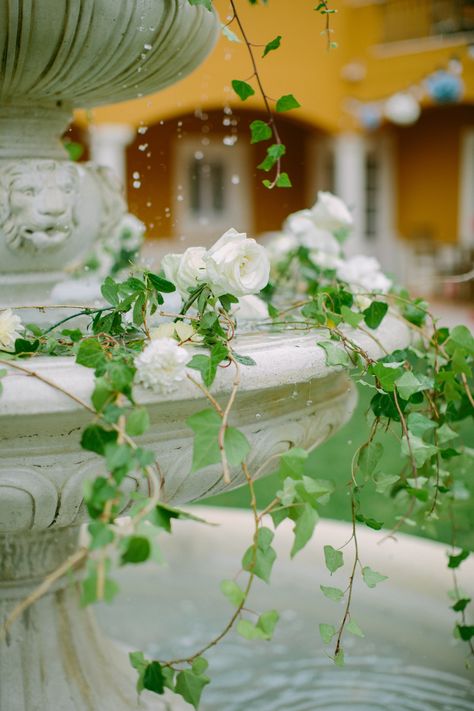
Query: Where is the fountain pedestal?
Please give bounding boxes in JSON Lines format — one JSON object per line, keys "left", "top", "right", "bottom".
{"left": 0, "top": 320, "right": 411, "bottom": 710}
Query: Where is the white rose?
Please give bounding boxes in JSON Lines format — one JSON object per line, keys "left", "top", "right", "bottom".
{"left": 135, "top": 338, "right": 191, "bottom": 393}
{"left": 336, "top": 255, "right": 392, "bottom": 294}
{"left": 311, "top": 191, "right": 353, "bottom": 232}
{"left": 231, "top": 294, "right": 269, "bottom": 322}
{"left": 263, "top": 233, "right": 298, "bottom": 264}
{"left": 118, "top": 213, "right": 146, "bottom": 250}
{"left": 310, "top": 251, "right": 342, "bottom": 270}
{"left": 161, "top": 246, "right": 206, "bottom": 299}
{"left": 284, "top": 212, "right": 341, "bottom": 256}
{"left": 205, "top": 228, "right": 270, "bottom": 297}
{"left": 0, "top": 309, "right": 23, "bottom": 351}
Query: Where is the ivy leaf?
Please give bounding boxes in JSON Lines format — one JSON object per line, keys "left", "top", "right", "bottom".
{"left": 88, "top": 521, "right": 115, "bottom": 550}
{"left": 237, "top": 619, "right": 269, "bottom": 641}
{"left": 175, "top": 669, "right": 210, "bottom": 710}
{"left": 452, "top": 598, "right": 471, "bottom": 612}
{"left": 374, "top": 472, "right": 399, "bottom": 494}
{"left": 220, "top": 579, "right": 245, "bottom": 606}
{"left": 448, "top": 549, "right": 470, "bottom": 569}
{"left": 232, "top": 79, "right": 255, "bottom": 101}
{"left": 362, "top": 566, "right": 388, "bottom": 588}
{"left": 346, "top": 619, "right": 365, "bottom": 638}
{"left": 291, "top": 504, "right": 319, "bottom": 558}
{"left": 242, "top": 527, "right": 277, "bottom": 583}
{"left": 341, "top": 305, "right": 364, "bottom": 328}
{"left": 457, "top": 626, "right": 474, "bottom": 641}
{"left": 320, "top": 585, "right": 344, "bottom": 602}
{"left": 401, "top": 434, "right": 437, "bottom": 468}
{"left": 334, "top": 648, "right": 345, "bottom": 667}
{"left": 277, "top": 448, "right": 308, "bottom": 479}
{"left": 406, "top": 412, "right": 438, "bottom": 439}
{"left": 224, "top": 427, "right": 250, "bottom": 466}
{"left": 126, "top": 408, "right": 150, "bottom": 437}
{"left": 324, "top": 545, "right": 344, "bottom": 574}
{"left": 143, "top": 662, "right": 165, "bottom": 695}
{"left": 396, "top": 371, "right": 432, "bottom": 400}
{"left": 262, "top": 35, "right": 282, "bottom": 57}
{"left": 250, "top": 119, "right": 272, "bottom": 144}
{"left": 357, "top": 441, "right": 383, "bottom": 478}
{"left": 76, "top": 339, "right": 106, "bottom": 369}
{"left": 447, "top": 325, "right": 474, "bottom": 356}
{"left": 319, "top": 623, "right": 336, "bottom": 644}
{"left": 232, "top": 352, "right": 256, "bottom": 366}
{"left": 257, "top": 609, "right": 280, "bottom": 639}
{"left": 188, "top": 0, "right": 212, "bottom": 9}
{"left": 370, "top": 361, "right": 405, "bottom": 392}
{"left": 187, "top": 409, "right": 221, "bottom": 472}
{"left": 276, "top": 172, "right": 292, "bottom": 188}
{"left": 437, "top": 423, "right": 458, "bottom": 446}
{"left": 121, "top": 536, "right": 151, "bottom": 564}
{"left": 319, "top": 340, "right": 352, "bottom": 368}
{"left": 258, "top": 143, "right": 286, "bottom": 172}
{"left": 363, "top": 301, "right": 388, "bottom": 329}
{"left": 81, "top": 425, "right": 117, "bottom": 456}
{"left": 276, "top": 94, "right": 301, "bottom": 112}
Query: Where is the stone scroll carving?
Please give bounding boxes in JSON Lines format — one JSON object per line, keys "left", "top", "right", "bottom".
{"left": 0, "top": 160, "right": 80, "bottom": 255}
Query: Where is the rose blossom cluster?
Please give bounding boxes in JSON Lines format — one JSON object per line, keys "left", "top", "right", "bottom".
{"left": 161, "top": 228, "right": 270, "bottom": 300}
{"left": 267, "top": 191, "right": 391, "bottom": 295}
{"left": 135, "top": 229, "right": 270, "bottom": 394}
{"left": 0, "top": 309, "right": 23, "bottom": 351}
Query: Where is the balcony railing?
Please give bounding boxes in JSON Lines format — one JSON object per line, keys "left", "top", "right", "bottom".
{"left": 382, "top": 0, "right": 474, "bottom": 44}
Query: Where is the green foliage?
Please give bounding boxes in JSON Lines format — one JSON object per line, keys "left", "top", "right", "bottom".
{"left": 232, "top": 79, "right": 255, "bottom": 101}
{"left": 250, "top": 120, "right": 272, "bottom": 144}
{"left": 324, "top": 545, "right": 344, "bottom": 574}
{"left": 275, "top": 94, "right": 301, "bottom": 112}
{"left": 362, "top": 566, "right": 388, "bottom": 588}
{"left": 262, "top": 35, "right": 282, "bottom": 57}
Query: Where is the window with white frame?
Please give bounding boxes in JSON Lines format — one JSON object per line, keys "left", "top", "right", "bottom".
{"left": 174, "top": 138, "right": 252, "bottom": 245}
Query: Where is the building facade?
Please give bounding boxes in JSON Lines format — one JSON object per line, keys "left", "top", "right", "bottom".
{"left": 73, "top": 0, "right": 474, "bottom": 294}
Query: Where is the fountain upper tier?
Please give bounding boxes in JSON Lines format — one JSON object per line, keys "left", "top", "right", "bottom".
{"left": 0, "top": 0, "right": 218, "bottom": 109}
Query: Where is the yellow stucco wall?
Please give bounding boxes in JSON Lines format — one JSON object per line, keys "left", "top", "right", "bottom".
{"left": 76, "top": 0, "right": 347, "bottom": 133}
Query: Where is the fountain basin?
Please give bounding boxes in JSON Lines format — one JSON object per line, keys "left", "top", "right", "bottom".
{"left": 0, "top": 317, "right": 411, "bottom": 710}
{"left": 98, "top": 507, "right": 474, "bottom": 710}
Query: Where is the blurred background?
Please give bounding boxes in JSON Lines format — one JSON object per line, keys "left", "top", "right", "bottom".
{"left": 67, "top": 0, "right": 474, "bottom": 545}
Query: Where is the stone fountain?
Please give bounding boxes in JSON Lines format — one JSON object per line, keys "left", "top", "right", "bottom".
{"left": 0, "top": 2, "right": 410, "bottom": 710}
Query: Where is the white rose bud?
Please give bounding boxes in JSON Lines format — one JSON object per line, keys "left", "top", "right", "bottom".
{"left": 0, "top": 309, "right": 23, "bottom": 351}
{"left": 135, "top": 338, "right": 191, "bottom": 394}
{"left": 205, "top": 228, "right": 270, "bottom": 297}
{"left": 161, "top": 246, "right": 206, "bottom": 299}
{"left": 311, "top": 191, "right": 353, "bottom": 233}
{"left": 336, "top": 255, "right": 392, "bottom": 294}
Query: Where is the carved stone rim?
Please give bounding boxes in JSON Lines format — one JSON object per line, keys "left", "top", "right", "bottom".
{"left": 0, "top": 316, "right": 410, "bottom": 417}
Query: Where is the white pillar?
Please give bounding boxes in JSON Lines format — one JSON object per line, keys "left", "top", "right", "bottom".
{"left": 334, "top": 132, "right": 366, "bottom": 256}
{"left": 89, "top": 123, "right": 135, "bottom": 189}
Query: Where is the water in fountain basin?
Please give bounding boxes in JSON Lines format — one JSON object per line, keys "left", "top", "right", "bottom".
{"left": 95, "top": 510, "right": 474, "bottom": 711}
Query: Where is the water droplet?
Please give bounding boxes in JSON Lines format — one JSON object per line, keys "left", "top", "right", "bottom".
{"left": 132, "top": 171, "right": 140, "bottom": 179}
{"left": 177, "top": 195, "right": 184, "bottom": 202}
{"left": 146, "top": 201, "right": 152, "bottom": 207}
{"left": 138, "top": 143, "right": 149, "bottom": 152}
{"left": 231, "top": 174, "right": 240, "bottom": 185}
{"left": 201, "top": 137, "right": 210, "bottom": 146}
{"left": 223, "top": 117, "right": 231, "bottom": 126}
{"left": 255, "top": 413, "right": 262, "bottom": 420}
{"left": 291, "top": 390, "right": 298, "bottom": 399}
{"left": 223, "top": 135, "right": 238, "bottom": 146}
{"left": 138, "top": 126, "right": 148, "bottom": 135}
{"left": 133, "top": 180, "right": 141, "bottom": 189}
{"left": 306, "top": 399, "right": 313, "bottom": 407}
{"left": 144, "top": 43, "right": 152, "bottom": 50}
{"left": 194, "top": 151, "right": 204, "bottom": 160}
{"left": 223, "top": 106, "right": 233, "bottom": 115}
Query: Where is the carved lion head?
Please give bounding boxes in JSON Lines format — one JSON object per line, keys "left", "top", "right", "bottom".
{"left": 0, "top": 160, "right": 80, "bottom": 255}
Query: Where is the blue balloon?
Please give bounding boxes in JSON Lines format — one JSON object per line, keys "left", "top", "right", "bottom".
{"left": 427, "top": 71, "right": 463, "bottom": 104}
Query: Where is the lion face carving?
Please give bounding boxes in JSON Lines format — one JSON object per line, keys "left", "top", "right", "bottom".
{"left": 0, "top": 161, "right": 80, "bottom": 255}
